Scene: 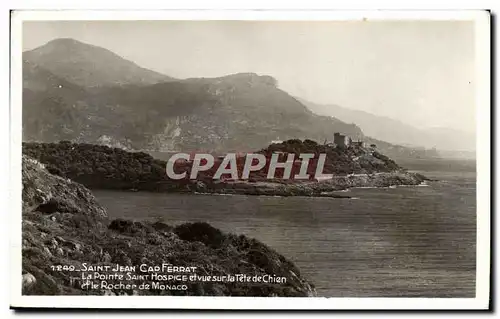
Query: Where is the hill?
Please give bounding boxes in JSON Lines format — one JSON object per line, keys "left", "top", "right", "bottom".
{"left": 22, "top": 39, "right": 436, "bottom": 159}
{"left": 22, "top": 140, "right": 387, "bottom": 190}
{"left": 93, "top": 72, "right": 364, "bottom": 152}
{"left": 23, "top": 65, "right": 364, "bottom": 152}
{"left": 22, "top": 60, "right": 97, "bottom": 142}
{"left": 23, "top": 38, "right": 175, "bottom": 87}
{"left": 22, "top": 140, "right": 427, "bottom": 198}
{"left": 299, "top": 98, "right": 475, "bottom": 154}
{"left": 21, "top": 155, "right": 316, "bottom": 296}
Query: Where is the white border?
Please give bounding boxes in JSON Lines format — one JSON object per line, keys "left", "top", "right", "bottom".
{"left": 9, "top": 10, "right": 491, "bottom": 310}
{"left": 10, "top": 9, "right": 491, "bottom": 21}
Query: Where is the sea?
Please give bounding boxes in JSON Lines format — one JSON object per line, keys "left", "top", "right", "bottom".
{"left": 93, "top": 158, "right": 477, "bottom": 297}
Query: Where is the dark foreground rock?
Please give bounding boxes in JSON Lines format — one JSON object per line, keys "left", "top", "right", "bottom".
{"left": 21, "top": 155, "right": 316, "bottom": 296}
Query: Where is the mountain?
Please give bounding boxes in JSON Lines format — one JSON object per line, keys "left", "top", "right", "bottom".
{"left": 23, "top": 38, "right": 175, "bottom": 87}
{"left": 22, "top": 39, "right": 437, "bottom": 159}
{"left": 23, "top": 60, "right": 83, "bottom": 93}
{"left": 92, "top": 73, "right": 364, "bottom": 152}
{"left": 298, "top": 98, "right": 475, "bottom": 154}
{"left": 22, "top": 60, "right": 95, "bottom": 142}
{"left": 22, "top": 64, "right": 364, "bottom": 152}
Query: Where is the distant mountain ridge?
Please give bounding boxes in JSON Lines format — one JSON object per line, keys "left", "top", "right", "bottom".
{"left": 22, "top": 39, "right": 363, "bottom": 153}
{"left": 23, "top": 38, "right": 175, "bottom": 87}
{"left": 89, "top": 72, "right": 365, "bottom": 152}
{"left": 22, "top": 38, "right": 438, "bottom": 159}
{"left": 298, "top": 98, "right": 475, "bottom": 154}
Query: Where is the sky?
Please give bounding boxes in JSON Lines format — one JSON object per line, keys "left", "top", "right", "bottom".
{"left": 23, "top": 20, "right": 476, "bottom": 133}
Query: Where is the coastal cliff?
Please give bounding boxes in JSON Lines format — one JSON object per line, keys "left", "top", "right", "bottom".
{"left": 21, "top": 155, "right": 316, "bottom": 296}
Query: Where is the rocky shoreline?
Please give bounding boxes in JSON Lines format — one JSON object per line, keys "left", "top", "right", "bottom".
{"left": 21, "top": 156, "right": 316, "bottom": 296}
{"left": 22, "top": 141, "right": 430, "bottom": 200}
{"left": 20, "top": 141, "right": 430, "bottom": 296}
{"left": 190, "top": 171, "right": 429, "bottom": 198}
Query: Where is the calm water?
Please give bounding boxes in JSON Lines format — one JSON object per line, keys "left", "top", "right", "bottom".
{"left": 94, "top": 168, "right": 476, "bottom": 297}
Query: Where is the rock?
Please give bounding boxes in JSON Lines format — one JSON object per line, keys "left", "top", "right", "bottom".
{"left": 43, "top": 247, "right": 52, "bottom": 257}
{"left": 174, "top": 222, "right": 226, "bottom": 249}
{"left": 152, "top": 221, "right": 172, "bottom": 232}
{"left": 195, "top": 181, "right": 207, "bottom": 192}
{"left": 56, "top": 247, "right": 64, "bottom": 256}
{"left": 103, "top": 290, "right": 115, "bottom": 296}
{"left": 22, "top": 273, "right": 37, "bottom": 291}
{"left": 22, "top": 262, "right": 62, "bottom": 295}
{"left": 246, "top": 249, "right": 273, "bottom": 271}
{"left": 55, "top": 236, "right": 81, "bottom": 251}
{"left": 21, "top": 154, "right": 317, "bottom": 297}
{"left": 22, "top": 155, "right": 107, "bottom": 222}
{"left": 102, "top": 252, "right": 112, "bottom": 263}
{"left": 49, "top": 238, "right": 58, "bottom": 250}
{"left": 108, "top": 219, "right": 146, "bottom": 234}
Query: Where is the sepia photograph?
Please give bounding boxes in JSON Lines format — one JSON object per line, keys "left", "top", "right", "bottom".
{"left": 10, "top": 10, "right": 490, "bottom": 310}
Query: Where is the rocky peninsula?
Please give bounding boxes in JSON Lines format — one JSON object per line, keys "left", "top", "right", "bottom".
{"left": 191, "top": 171, "right": 427, "bottom": 197}
{"left": 21, "top": 155, "right": 316, "bottom": 296}
{"left": 22, "top": 139, "right": 429, "bottom": 199}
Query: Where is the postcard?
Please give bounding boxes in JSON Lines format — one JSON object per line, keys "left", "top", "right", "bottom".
{"left": 10, "top": 9, "right": 491, "bottom": 310}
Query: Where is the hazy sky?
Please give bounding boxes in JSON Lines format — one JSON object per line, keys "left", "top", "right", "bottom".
{"left": 23, "top": 20, "right": 476, "bottom": 133}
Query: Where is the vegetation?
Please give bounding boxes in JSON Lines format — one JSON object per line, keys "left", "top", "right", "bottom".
{"left": 23, "top": 41, "right": 365, "bottom": 153}
{"left": 22, "top": 141, "right": 185, "bottom": 191}
{"left": 21, "top": 155, "right": 316, "bottom": 296}
{"left": 259, "top": 139, "right": 400, "bottom": 177}
{"left": 23, "top": 139, "right": 402, "bottom": 195}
